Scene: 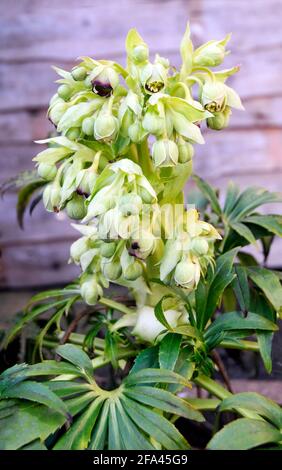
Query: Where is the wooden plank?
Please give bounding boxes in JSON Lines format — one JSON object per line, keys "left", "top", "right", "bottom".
{"left": 1, "top": 0, "right": 281, "bottom": 62}
{"left": 0, "top": 193, "right": 77, "bottom": 245}
{"left": 0, "top": 240, "right": 79, "bottom": 288}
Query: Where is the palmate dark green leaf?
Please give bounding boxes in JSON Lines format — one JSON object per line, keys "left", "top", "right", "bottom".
{"left": 89, "top": 401, "right": 109, "bottom": 450}
{"left": 48, "top": 381, "right": 92, "bottom": 398}
{"left": 108, "top": 400, "right": 123, "bottom": 450}
{"left": 207, "top": 418, "right": 282, "bottom": 450}
{"left": 204, "top": 311, "right": 278, "bottom": 340}
{"left": 247, "top": 267, "right": 282, "bottom": 316}
{"left": 159, "top": 333, "right": 182, "bottom": 371}
{"left": 1, "top": 381, "right": 68, "bottom": 418}
{"left": 115, "top": 400, "right": 155, "bottom": 450}
{"left": 218, "top": 392, "right": 282, "bottom": 430}
{"left": 54, "top": 396, "right": 104, "bottom": 450}
{"left": 0, "top": 401, "right": 65, "bottom": 450}
{"left": 124, "top": 386, "right": 204, "bottom": 422}
{"left": 192, "top": 175, "right": 222, "bottom": 215}
{"left": 122, "top": 397, "right": 190, "bottom": 450}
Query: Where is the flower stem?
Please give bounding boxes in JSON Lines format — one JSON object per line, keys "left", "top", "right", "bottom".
{"left": 99, "top": 297, "right": 134, "bottom": 316}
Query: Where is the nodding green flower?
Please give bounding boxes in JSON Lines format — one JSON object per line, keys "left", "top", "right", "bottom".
{"left": 152, "top": 139, "right": 179, "bottom": 167}
{"left": 207, "top": 106, "right": 231, "bottom": 130}
{"left": 70, "top": 236, "right": 91, "bottom": 264}
{"left": 58, "top": 84, "right": 72, "bottom": 101}
{"left": 201, "top": 80, "right": 243, "bottom": 114}
{"left": 37, "top": 162, "right": 57, "bottom": 181}
{"left": 193, "top": 34, "right": 231, "bottom": 67}
{"left": 94, "top": 109, "right": 119, "bottom": 142}
{"left": 66, "top": 193, "right": 87, "bottom": 220}
{"left": 142, "top": 109, "right": 165, "bottom": 136}
{"left": 90, "top": 64, "right": 119, "bottom": 97}
{"left": 71, "top": 66, "right": 87, "bottom": 81}
{"left": 65, "top": 127, "right": 81, "bottom": 140}
{"left": 43, "top": 181, "right": 61, "bottom": 212}
{"left": 128, "top": 119, "right": 147, "bottom": 143}
{"left": 191, "top": 237, "right": 209, "bottom": 256}
{"left": 129, "top": 231, "right": 156, "bottom": 259}
{"left": 82, "top": 116, "right": 95, "bottom": 136}
{"left": 141, "top": 62, "right": 167, "bottom": 94}
{"left": 118, "top": 193, "right": 143, "bottom": 216}
{"left": 100, "top": 241, "right": 116, "bottom": 258}
{"left": 80, "top": 274, "right": 103, "bottom": 305}
{"left": 174, "top": 258, "right": 201, "bottom": 289}
{"left": 48, "top": 101, "right": 69, "bottom": 126}
{"left": 132, "top": 306, "right": 182, "bottom": 343}
{"left": 123, "top": 260, "right": 143, "bottom": 281}
{"left": 177, "top": 137, "right": 194, "bottom": 164}
{"left": 132, "top": 44, "right": 149, "bottom": 64}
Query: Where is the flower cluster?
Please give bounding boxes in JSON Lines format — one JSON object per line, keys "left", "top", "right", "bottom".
{"left": 34, "top": 24, "right": 243, "bottom": 316}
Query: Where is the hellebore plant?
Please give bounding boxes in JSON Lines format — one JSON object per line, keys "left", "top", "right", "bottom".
{"left": 1, "top": 25, "right": 282, "bottom": 451}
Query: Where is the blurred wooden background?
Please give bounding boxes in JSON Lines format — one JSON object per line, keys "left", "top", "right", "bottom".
{"left": 1, "top": 0, "right": 282, "bottom": 291}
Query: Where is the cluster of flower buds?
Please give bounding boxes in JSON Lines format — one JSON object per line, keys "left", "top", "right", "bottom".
{"left": 160, "top": 209, "right": 221, "bottom": 290}
{"left": 34, "top": 24, "right": 242, "bottom": 310}
{"left": 33, "top": 137, "right": 102, "bottom": 219}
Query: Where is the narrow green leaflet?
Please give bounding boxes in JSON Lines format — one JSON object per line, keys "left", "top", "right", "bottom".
{"left": 125, "top": 368, "right": 191, "bottom": 388}
{"left": 17, "top": 180, "right": 46, "bottom": 228}
{"left": 218, "top": 392, "right": 282, "bottom": 430}
{"left": 208, "top": 418, "right": 282, "bottom": 450}
{"left": 154, "top": 295, "right": 174, "bottom": 330}
{"left": 244, "top": 214, "right": 282, "bottom": 238}
{"left": 130, "top": 346, "right": 159, "bottom": 374}
{"left": 247, "top": 267, "right": 282, "bottom": 316}
{"left": 159, "top": 333, "right": 182, "bottom": 371}
{"left": 204, "top": 311, "right": 278, "bottom": 340}
{"left": 232, "top": 265, "right": 250, "bottom": 312}
{"left": 193, "top": 175, "right": 222, "bottom": 215}
{"left": 230, "top": 221, "right": 257, "bottom": 245}
{"left": 56, "top": 344, "right": 94, "bottom": 380}
{"left": 257, "top": 331, "right": 273, "bottom": 373}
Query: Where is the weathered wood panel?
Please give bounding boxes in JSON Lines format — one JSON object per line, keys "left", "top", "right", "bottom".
{"left": 0, "top": 0, "right": 282, "bottom": 287}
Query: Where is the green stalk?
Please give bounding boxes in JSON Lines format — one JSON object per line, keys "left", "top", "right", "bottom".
{"left": 137, "top": 139, "right": 154, "bottom": 179}
{"left": 92, "top": 349, "right": 136, "bottom": 369}
{"left": 99, "top": 297, "right": 134, "bottom": 316}
{"left": 194, "top": 374, "right": 262, "bottom": 421}
{"left": 184, "top": 398, "right": 220, "bottom": 411}
{"left": 219, "top": 339, "right": 260, "bottom": 352}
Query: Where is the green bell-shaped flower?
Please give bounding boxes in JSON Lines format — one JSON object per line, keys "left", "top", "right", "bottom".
{"left": 71, "top": 66, "right": 87, "bottom": 81}
{"left": 177, "top": 137, "right": 194, "bottom": 163}
{"left": 152, "top": 139, "right": 179, "bottom": 167}
{"left": 90, "top": 64, "right": 119, "bottom": 97}
{"left": 66, "top": 193, "right": 87, "bottom": 220}
{"left": 141, "top": 62, "right": 167, "bottom": 94}
{"left": 80, "top": 274, "right": 103, "bottom": 305}
{"left": 37, "top": 162, "right": 57, "bottom": 181}
{"left": 174, "top": 258, "right": 201, "bottom": 289}
{"left": 193, "top": 34, "right": 231, "bottom": 67}
{"left": 94, "top": 109, "right": 119, "bottom": 142}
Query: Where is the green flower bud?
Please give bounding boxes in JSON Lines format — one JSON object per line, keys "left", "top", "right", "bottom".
{"left": 48, "top": 102, "right": 68, "bottom": 126}
{"left": 100, "top": 241, "right": 116, "bottom": 258}
{"left": 132, "top": 306, "right": 181, "bottom": 343}
{"left": 152, "top": 139, "right": 179, "bottom": 167}
{"left": 71, "top": 66, "right": 87, "bottom": 81}
{"left": 141, "top": 63, "right": 167, "bottom": 94}
{"left": 119, "top": 193, "right": 143, "bottom": 216}
{"left": 66, "top": 193, "right": 87, "bottom": 220}
{"left": 132, "top": 44, "right": 149, "bottom": 63}
{"left": 58, "top": 84, "right": 72, "bottom": 101}
{"left": 70, "top": 236, "right": 89, "bottom": 263}
{"left": 37, "top": 162, "right": 57, "bottom": 181}
{"left": 138, "top": 186, "right": 155, "bottom": 204}
{"left": 43, "top": 182, "right": 61, "bottom": 212}
{"left": 82, "top": 116, "right": 95, "bottom": 136}
{"left": 128, "top": 120, "right": 146, "bottom": 143}
{"left": 102, "top": 260, "right": 122, "bottom": 281}
{"left": 207, "top": 107, "right": 231, "bottom": 130}
{"left": 174, "top": 259, "right": 200, "bottom": 289}
{"left": 65, "top": 127, "right": 80, "bottom": 140}
{"left": 80, "top": 275, "right": 102, "bottom": 305}
{"left": 123, "top": 260, "right": 143, "bottom": 281}
{"left": 193, "top": 34, "right": 231, "bottom": 67}
{"left": 94, "top": 111, "right": 119, "bottom": 142}
{"left": 178, "top": 138, "right": 194, "bottom": 163}
{"left": 142, "top": 110, "right": 164, "bottom": 135}
{"left": 191, "top": 238, "right": 209, "bottom": 256}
